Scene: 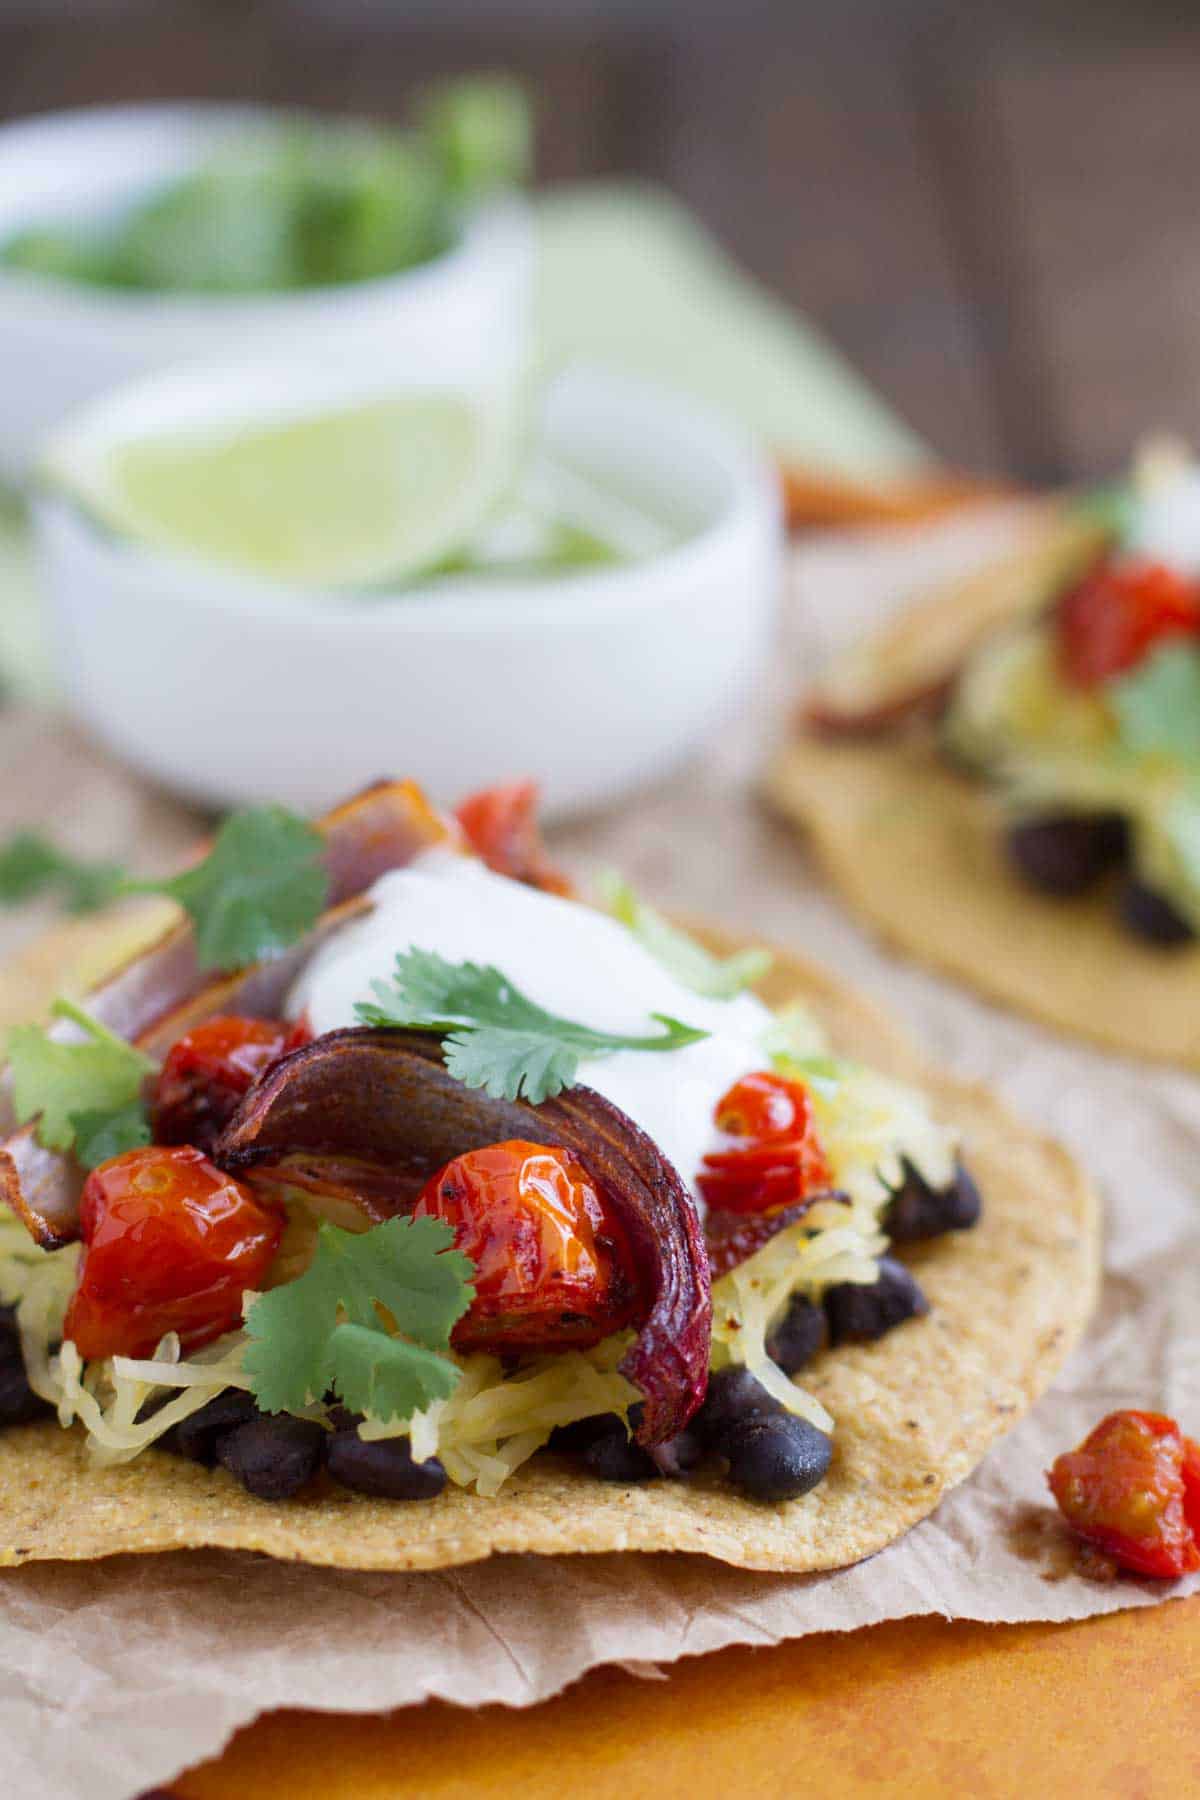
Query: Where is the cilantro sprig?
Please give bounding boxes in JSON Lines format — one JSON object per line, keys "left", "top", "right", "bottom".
{"left": 0, "top": 804, "right": 328, "bottom": 972}
{"left": 243, "top": 1216, "right": 474, "bottom": 1424}
{"left": 1110, "top": 642, "right": 1200, "bottom": 762}
{"left": 598, "top": 871, "right": 772, "bottom": 1000}
{"left": 8, "top": 998, "right": 154, "bottom": 1166}
{"left": 356, "top": 946, "right": 708, "bottom": 1103}
{"left": 0, "top": 832, "right": 127, "bottom": 914}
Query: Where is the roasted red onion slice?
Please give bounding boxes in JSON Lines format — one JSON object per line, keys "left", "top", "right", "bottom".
{"left": 215, "top": 1030, "right": 713, "bottom": 1445}
{"left": 705, "top": 1194, "right": 849, "bottom": 1279}
{"left": 0, "top": 782, "right": 453, "bottom": 1248}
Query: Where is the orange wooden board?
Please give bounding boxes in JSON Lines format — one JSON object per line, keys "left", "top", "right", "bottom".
{"left": 177, "top": 1598, "right": 1200, "bottom": 1799}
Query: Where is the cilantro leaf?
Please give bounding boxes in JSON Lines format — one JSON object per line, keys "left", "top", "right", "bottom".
{"left": 71, "top": 1102, "right": 152, "bottom": 1169}
{"left": 8, "top": 998, "right": 154, "bottom": 1160}
{"left": 144, "top": 806, "right": 329, "bottom": 971}
{"left": 0, "top": 804, "right": 328, "bottom": 972}
{"left": 0, "top": 831, "right": 127, "bottom": 914}
{"left": 598, "top": 870, "right": 772, "bottom": 999}
{"left": 355, "top": 947, "right": 709, "bottom": 1103}
{"left": 1111, "top": 643, "right": 1200, "bottom": 761}
{"left": 243, "top": 1216, "right": 474, "bottom": 1423}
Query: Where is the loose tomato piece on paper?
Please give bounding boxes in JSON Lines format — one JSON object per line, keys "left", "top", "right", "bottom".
{"left": 413, "top": 1139, "right": 642, "bottom": 1352}
{"left": 63, "top": 1144, "right": 283, "bottom": 1361}
{"left": 153, "top": 1014, "right": 310, "bottom": 1152}
{"left": 454, "top": 780, "right": 572, "bottom": 895}
{"left": 698, "top": 1071, "right": 832, "bottom": 1216}
{"left": 1059, "top": 558, "right": 1200, "bottom": 687}
{"left": 1047, "top": 1409, "right": 1200, "bottom": 1578}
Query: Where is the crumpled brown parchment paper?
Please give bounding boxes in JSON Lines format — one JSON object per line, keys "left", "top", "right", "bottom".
{"left": 1, "top": 508, "right": 1196, "bottom": 1800}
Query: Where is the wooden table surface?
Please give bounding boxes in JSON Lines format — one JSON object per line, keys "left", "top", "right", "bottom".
{"left": 171, "top": 1601, "right": 1200, "bottom": 1799}
{"left": 3, "top": 0, "right": 1200, "bottom": 486}
{"left": 3, "top": 8, "right": 1200, "bottom": 1793}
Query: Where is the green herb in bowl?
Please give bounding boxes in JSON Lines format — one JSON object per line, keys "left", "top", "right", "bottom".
{"left": 1, "top": 77, "right": 531, "bottom": 296}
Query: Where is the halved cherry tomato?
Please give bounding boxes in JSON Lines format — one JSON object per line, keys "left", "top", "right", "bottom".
{"left": 412, "top": 1139, "right": 642, "bottom": 1351}
{"left": 63, "top": 1145, "right": 283, "bottom": 1361}
{"left": 454, "top": 781, "right": 573, "bottom": 896}
{"left": 714, "top": 1069, "right": 812, "bottom": 1140}
{"left": 1059, "top": 558, "right": 1200, "bottom": 686}
{"left": 1047, "top": 1409, "right": 1200, "bottom": 1578}
{"left": 697, "top": 1071, "right": 832, "bottom": 1216}
{"left": 153, "top": 1014, "right": 310, "bottom": 1152}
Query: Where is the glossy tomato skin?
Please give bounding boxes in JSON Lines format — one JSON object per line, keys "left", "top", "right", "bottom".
{"left": 454, "top": 781, "right": 572, "bottom": 895}
{"left": 1047, "top": 1409, "right": 1200, "bottom": 1579}
{"left": 412, "top": 1140, "right": 642, "bottom": 1352}
{"left": 1059, "top": 558, "right": 1200, "bottom": 687}
{"left": 698, "top": 1072, "right": 832, "bottom": 1217}
{"left": 63, "top": 1145, "right": 283, "bottom": 1361}
{"left": 153, "top": 1015, "right": 310, "bottom": 1152}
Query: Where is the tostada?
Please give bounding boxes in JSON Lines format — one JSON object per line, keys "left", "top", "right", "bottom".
{"left": 770, "top": 447, "right": 1200, "bottom": 1063}
{"left": 0, "top": 780, "right": 1097, "bottom": 1571}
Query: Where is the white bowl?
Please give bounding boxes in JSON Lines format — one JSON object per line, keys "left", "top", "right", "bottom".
{"left": 34, "top": 363, "right": 783, "bottom": 817}
{"left": 0, "top": 103, "right": 532, "bottom": 477}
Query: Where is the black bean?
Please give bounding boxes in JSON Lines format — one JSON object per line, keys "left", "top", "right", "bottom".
{"left": 548, "top": 1412, "right": 625, "bottom": 1455}
{"left": 649, "top": 1424, "right": 705, "bottom": 1477}
{"left": 326, "top": 1430, "right": 446, "bottom": 1500}
{"left": 0, "top": 1357, "right": 52, "bottom": 1427}
{"left": 216, "top": 1415, "right": 326, "bottom": 1500}
{"left": 885, "top": 1158, "right": 982, "bottom": 1243}
{"left": 1118, "top": 879, "right": 1197, "bottom": 947}
{"left": 581, "top": 1419, "right": 659, "bottom": 1483}
{"left": 1007, "top": 812, "right": 1128, "bottom": 896}
{"left": 693, "top": 1367, "right": 785, "bottom": 1453}
{"left": 164, "top": 1390, "right": 261, "bottom": 1465}
{"left": 722, "top": 1414, "right": 833, "bottom": 1503}
{"left": 766, "top": 1295, "right": 827, "bottom": 1375}
{"left": 825, "top": 1257, "right": 929, "bottom": 1345}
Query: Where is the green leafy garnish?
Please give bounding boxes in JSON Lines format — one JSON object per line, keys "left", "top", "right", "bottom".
{"left": 0, "top": 804, "right": 328, "bottom": 973}
{"left": 143, "top": 805, "right": 329, "bottom": 971}
{"left": 1073, "top": 483, "right": 1136, "bottom": 545}
{"left": 1110, "top": 643, "right": 1200, "bottom": 762}
{"left": 243, "top": 1216, "right": 474, "bottom": 1424}
{"left": 761, "top": 1003, "right": 852, "bottom": 1093}
{"left": 356, "top": 947, "right": 708, "bottom": 1103}
{"left": 599, "top": 871, "right": 772, "bottom": 999}
{"left": 0, "top": 831, "right": 126, "bottom": 914}
{"left": 8, "top": 999, "right": 154, "bottom": 1164}
{"left": 70, "top": 1102, "right": 152, "bottom": 1169}
{"left": 419, "top": 75, "right": 533, "bottom": 201}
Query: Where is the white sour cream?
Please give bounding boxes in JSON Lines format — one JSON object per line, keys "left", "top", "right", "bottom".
{"left": 288, "top": 851, "right": 773, "bottom": 1204}
{"left": 1125, "top": 463, "right": 1200, "bottom": 576}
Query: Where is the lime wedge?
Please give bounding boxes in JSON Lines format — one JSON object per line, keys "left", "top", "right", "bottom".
{"left": 45, "top": 390, "right": 517, "bottom": 590}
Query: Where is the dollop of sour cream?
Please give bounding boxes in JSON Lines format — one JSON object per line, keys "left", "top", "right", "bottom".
{"left": 1125, "top": 462, "right": 1200, "bottom": 576}
{"left": 288, "top": 850, "right": 774, "bottom": 1205}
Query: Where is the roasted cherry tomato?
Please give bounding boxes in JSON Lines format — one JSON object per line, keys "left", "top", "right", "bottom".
{"left": 454, "top": 781, "right": 573, "bottom": 896}
{"left": 1047, "top": 1409, "right": 1200, "bottom": 1578}
{"left": 697, "top": 1071, "right": 832, "bottom": 1216}
{"left": 412, "top": 1139, "right": 642, "bottom": 1352}
{"left": 1059, "top": 558, "right": 1200, "bottom": 686}
{"left": 153, "top": 1014, "right": 310, "bottom": 1152}
{"left": 63, "top": 1145, "right": 283, "bottom": 1361}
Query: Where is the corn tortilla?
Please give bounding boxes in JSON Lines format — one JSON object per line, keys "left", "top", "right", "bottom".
{"left": 0, "top": 920, "right": 1099, "bottom": 1573}
{"left": 767, "top": 734, "right": 1200, "bottom": 1067}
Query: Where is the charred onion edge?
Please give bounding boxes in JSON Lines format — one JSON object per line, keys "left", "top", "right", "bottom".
{"left": 214, "top": 1029, "right": 713, "bottom": 1446}
{"left": 704, "top": 1190, "right": 851, "bottom": 1280}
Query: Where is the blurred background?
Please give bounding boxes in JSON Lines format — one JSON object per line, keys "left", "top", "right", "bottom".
{"left": 1, "top": 0, "right": 1197, "bottom": 483}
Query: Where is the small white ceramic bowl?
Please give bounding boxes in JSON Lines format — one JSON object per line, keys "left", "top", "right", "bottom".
{"left": 34, "top": 362, "right": 782, "bottom": 817}
{"left": 0, "top": 103, "right": 532, "bottom": 477}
